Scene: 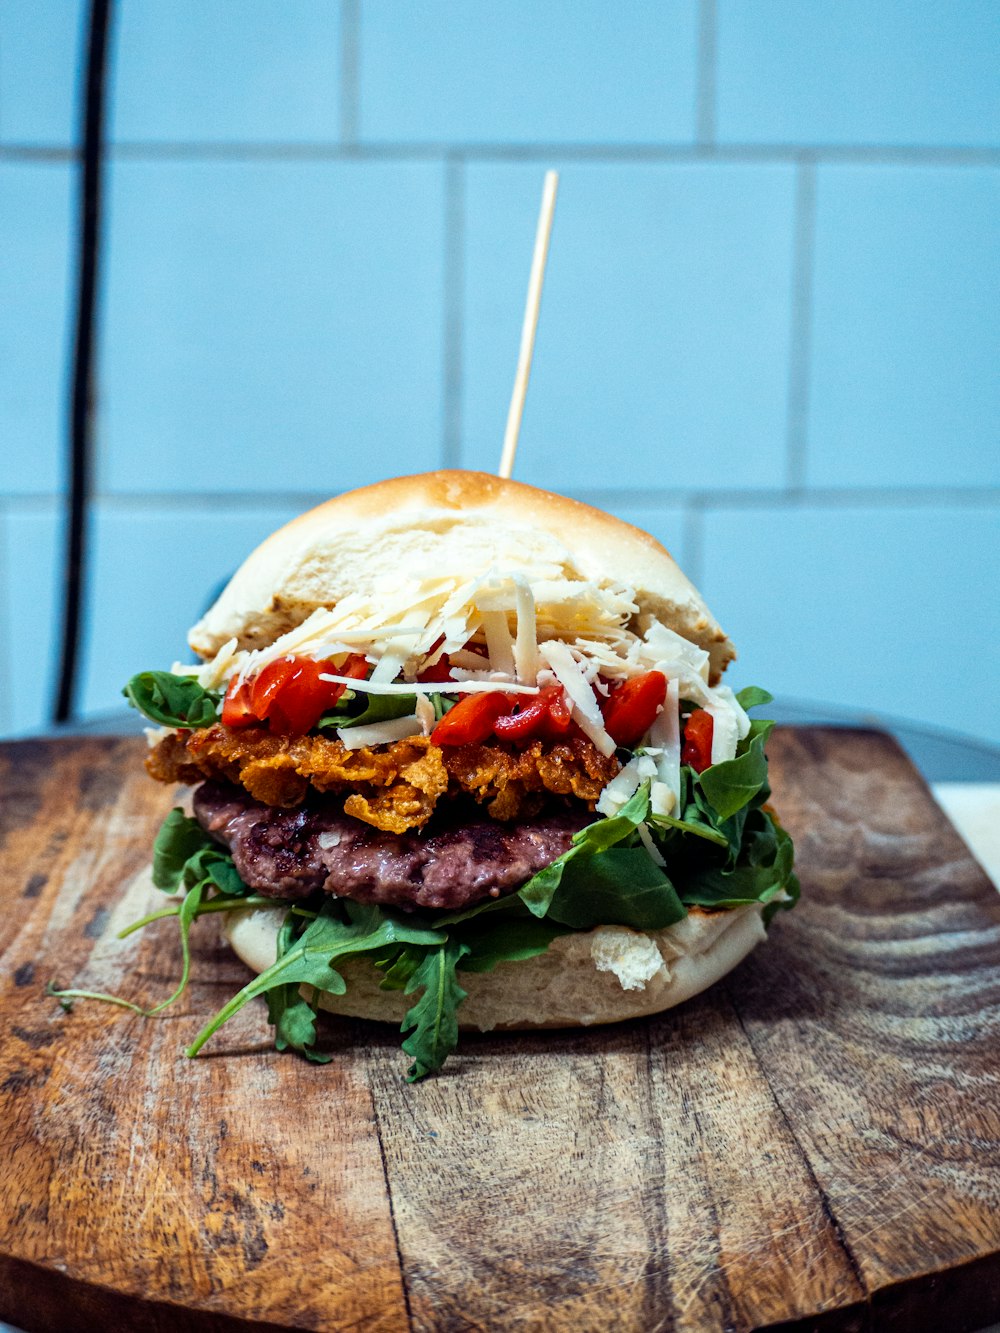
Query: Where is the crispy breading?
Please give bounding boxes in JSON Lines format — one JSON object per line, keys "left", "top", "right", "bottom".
{"left": 146, "top": 725, "right": 618, "bottom": 831}
{"left": 442, "top": 738, "right": 618, "bottom": 820}
{"left": 147, "top": 725, "right": 448, "bottom": 831}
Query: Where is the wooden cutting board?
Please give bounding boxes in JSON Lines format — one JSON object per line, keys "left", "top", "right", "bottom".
{"left": 1, "top": 729, "right": 998, "bottom": 1333}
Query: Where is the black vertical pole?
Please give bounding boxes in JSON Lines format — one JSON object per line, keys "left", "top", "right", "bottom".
{"left": 54, "top": 0, "right": 113, "bottom": 724}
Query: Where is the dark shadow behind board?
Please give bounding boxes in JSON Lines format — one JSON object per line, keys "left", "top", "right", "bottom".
{"left": 0, "top": 728, "right": 997, "bottom": 1332}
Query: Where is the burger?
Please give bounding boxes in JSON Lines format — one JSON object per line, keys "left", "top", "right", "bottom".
{"left": 115, "top": 470, "right": 797, "bottom": 1079}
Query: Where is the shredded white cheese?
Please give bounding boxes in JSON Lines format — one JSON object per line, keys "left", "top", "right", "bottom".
{"left": 512, "top": 575, "right": 539, "bottom": 685}
{"left": 539, "top": 639, "right": 615, "bottom": 756}
{"left": 637, "top": 822, "right": 667, "bottom": 867}
{"left": 337, "top": 715, "right": 423, "bottom": 750}
{"left": 650, "top": 781, "right": 676, "bottom": 817}
{"left": 647, "top": 676, "right": 681, "bottom": 806}
{"left": 595, "top": 753, "right": 657, "bottom": 816}
{"left": 318, "top": 674, "right": 539, "bottom": 696}
{"left": 481, "top": 609, "right": 516, "bottom": 678}
{"left": 187, "top": 568, "right": 755, "bottom": 788}
{"left": 415, "top": 693, "right": 436, "bottom": 736}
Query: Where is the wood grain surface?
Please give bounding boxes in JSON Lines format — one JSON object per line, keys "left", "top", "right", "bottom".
{"left": 1, "top": 730, "right": 998, "bottom": 1333}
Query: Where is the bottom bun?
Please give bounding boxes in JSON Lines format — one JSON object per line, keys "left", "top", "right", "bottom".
{"left": 224, "top": 902, "right": 767, "bottom": 1031}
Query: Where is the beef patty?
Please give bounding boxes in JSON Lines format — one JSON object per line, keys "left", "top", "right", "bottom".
{"left": 193, "top": 780, "right": 591, "bottom": 912}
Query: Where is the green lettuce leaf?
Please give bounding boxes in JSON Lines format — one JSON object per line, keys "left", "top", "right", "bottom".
{"left": 697, "top": 721, "right": 774, "bottom": 821}
{"left": 319, "top": 690, "right": 454, "bottom": 732}
{"left": 186, "top": 900, "right": 445, "bottom": 1059}
{"left": 518, "top": 780, "right": 652, "bottom": 918}
{"left": 544, "top": 847, "right": 686, "bottom": 930}
{"left": 672, "top": 808, "right": 796, "bottom": 912}
{"left": 735, "top": 685, "right": 774, "bottom": 712}
{"left": 152, "top": 808, "right": 249, "bottom": 897}
{"left": 265, "top": 912, "right": 331, "bottom": 1062}
{"left": 401, "top": 940, "right": 470, "bottom": 1081}
{"left": 123, "top": 671, "right": 221, "bottom": 728}
{"left": 453, "top": 916, "right": 570, "bottom": 972}
{"left": 317, "top": 691, "right": 414, "bottom": 731}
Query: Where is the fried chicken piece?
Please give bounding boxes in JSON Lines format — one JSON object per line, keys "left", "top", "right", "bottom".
{"left": 442, "top": 738, "right": 619, "bottom": 820}
{"left": 147, "top": 725, "right": 448, "bottom": 832}
{"left": 146, "top": 725, "right": 618, "bottom": 831}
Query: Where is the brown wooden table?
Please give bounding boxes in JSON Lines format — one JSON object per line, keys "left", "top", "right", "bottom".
{"left": 1, "top": 729, "right": 999, "bottom": 1332}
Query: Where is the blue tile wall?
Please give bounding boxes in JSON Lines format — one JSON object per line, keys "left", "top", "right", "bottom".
{"left": 716, "top": 1, "right": 1000, "bottom": 147}
{"left": 0, "top": 163, "right": 74, "bottom": 497}
{"left": 1, "top": 5, "right": 998, "bottom": 745}
{"left": 0, "top": 0, "right": 83, "bottom": 146}
{"left": 99, "top": 159, "right": 446, "bottom": 495}
{"left": 80, "top": 502, "right": 307, "bottom": 716}
{"left": 698, "top": 502, "right": 1000, "bottom": 743}
{"left": 110, "top": 0, "right": 341, "bottom": 144}
{"left": 1, "top": 502, "right": 62, "bottom": 734}
{"left": 358, "top": 1, "right": 699, "bottom": 145}
{"left": 807, "top": 165, "right": 1000, "bottom": 488}
{"left": 460, "top": 162, "right": 796, "bottom": 490}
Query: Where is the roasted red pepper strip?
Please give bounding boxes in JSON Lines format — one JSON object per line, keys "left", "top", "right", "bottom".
{"left": 601, "top": 670, "right": 667, "bottom": 749}
{"left": 223, "top": 653, "right": 368, "bottom": 735}
{"left": 417, "top": 653, "right": 456, "bottom": 683}
{"left": 417, "top": 643, "right": 488, "bottom": 683}
{"left": 221, "top": 677, "right": 255, "bottom": 728}
{"left": 493, "top": 685, "right": 573, "bottom": 742}
{"left": 681, "top": 707, "right": 714, "bottom": 772}
{"left": 431, "top": 691, "right": 513, "bottom": 746}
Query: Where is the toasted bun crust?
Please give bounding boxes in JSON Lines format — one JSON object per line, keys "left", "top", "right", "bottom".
{"left": 223, "top": 902, "right": 766, "bottom": 1032}
{"left": 189, "top": 471, "right": 735, "bottom": 681}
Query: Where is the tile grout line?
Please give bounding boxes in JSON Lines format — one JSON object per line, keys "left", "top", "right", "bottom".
{"left": 339, "top": 0, "right": 360, "bottom": 146}
{"left": 695, "top": 0, "right": 717, "bottom": 147}
{"left": 786, "top": 158, "right": 817, "bottom": 490}
{"left": 0, "top": 145, "right": 80, "bottom": 161}
{"left": 90, "top": 141, "right": 1000, "bottom": 166}
{"left": 442, "top": 155, "right": 465, "bottom": 468}
{"left": 64, "top": 487, "right": 1000, "bottom": 512}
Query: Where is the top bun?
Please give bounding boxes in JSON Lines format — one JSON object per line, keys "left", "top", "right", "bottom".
{"left": 189, "top": 471, "right": 735, "bottom": 681}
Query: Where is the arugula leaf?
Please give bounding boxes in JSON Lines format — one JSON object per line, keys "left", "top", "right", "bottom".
{"left": 453, "top": 916, "right": 570, "bottom": 972}
{"left": 652, "top": 812, "right": 730, "bottom": 847}
{"left": 151, "top": 809, "right": 250, "bottom": 897}
{"left": 335, "top": 693, "right": 418, "bottom": 729}
{"left": 650, "top": 771, "right": 730, "bottom": 847}
{"left": 518, "top": 781, "right": 652, "bottom": 918}
{"left": 545, "top": 847, "right": 687, "bottom": 930}
{"left": 144, "top": 881, "right": 205, "bottom": 1015}
{"left": 375, "top": 944, "right": 429, "bottom": 991}
{"left": 186, "top": 900, "right": 445, "bottom": 1058}
{"left": 698, "top": 728, "right": 770, "bottom": 821}
{"left": 319, "top": 690, "right": 454, "bottom": 733}
{"left": 117, "top": 893, "right": 276, "bottom": 939}
{"left": 735, "top": 685, "right": 774, "bottom": 712}
{"left": 51, "top": 889, "right": 277, "bottom": 1017}
{"left": 401, "top": 940, "right": 470, "bottom": 1081}
{"left": 764, "top": 868, "right": 800, "bottom": 925}
{"left": 432, "top": 694, "right": 455, "bottom": 721}
{"left": 152, "top": 809, "right": 211, "bottom": 891}
{"left": 123, "top": 671, "right": 221, "bottom": 728}
{"left": 265, "top": 912, "right": 331, "bottom": 1063}
{"left": 673, "top": 809, "right": 796, "bottom": 911}
{"left": 179, "top": 845, "right": 249, "bottom": 896}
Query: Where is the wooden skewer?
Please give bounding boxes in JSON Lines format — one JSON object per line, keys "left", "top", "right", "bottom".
{"left": 498, "top": 170, "right": 559, "bottom": 480}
